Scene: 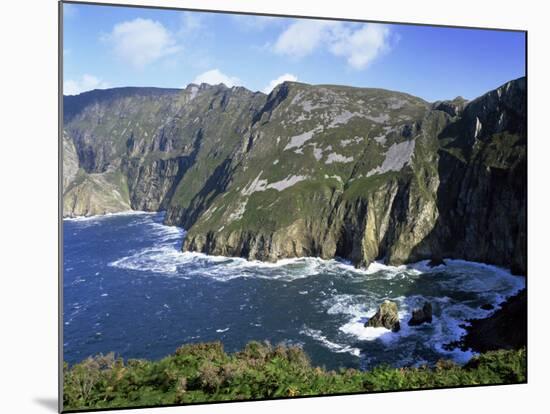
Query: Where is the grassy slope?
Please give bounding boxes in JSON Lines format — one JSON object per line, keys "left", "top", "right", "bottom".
{"left": 63, "top": 342, "right": 526, "bottom": 411}
{"left": 185, "top": 83, "right": 428, "bottom": 234}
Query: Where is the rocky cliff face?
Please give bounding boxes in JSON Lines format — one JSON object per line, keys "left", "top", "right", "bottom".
{"left": 63, "top": 129, "right": 131, "bottom": 217}
{"left": 62, "top": 131, "right": 79, "bottom": 193}
{"left": 63, "top": 84, "right": 265, "bottom": 217}
{"left": 63, "top": 78, "right": 526, "bottom": 273}
{"left": 415, "top": 78, "right": 527, "bottom": 273}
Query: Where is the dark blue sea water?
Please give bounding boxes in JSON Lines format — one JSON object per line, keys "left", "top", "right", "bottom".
{"left": 63, "top": 212, "right": 524, "bottom": 370}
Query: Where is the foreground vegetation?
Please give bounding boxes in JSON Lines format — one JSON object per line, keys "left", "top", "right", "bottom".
{"left": 63, "top": 341, "right": 526, "bottom": 411}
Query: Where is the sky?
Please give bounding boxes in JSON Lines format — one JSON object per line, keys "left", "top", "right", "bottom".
{"left": 62, "top": 2, "right": 526, "bottom": 102}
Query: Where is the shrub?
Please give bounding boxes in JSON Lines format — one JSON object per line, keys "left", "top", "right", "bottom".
{"left": 197, "top": 362, "right": 223, "bottom": 391}
{"left": 63, "top": 343, "right": 526, "bottom": 411}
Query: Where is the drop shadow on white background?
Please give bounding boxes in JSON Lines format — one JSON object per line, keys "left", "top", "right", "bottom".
{"left": 33, "top": 398, "right": 58, "bottom": 412}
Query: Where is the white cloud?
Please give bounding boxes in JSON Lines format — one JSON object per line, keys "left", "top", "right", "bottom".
{"left": 273, "top": 21, "right": 392, "bottom": 69}
{"left": 262, "top": 73, "right": 298, "bottom": 93}
{"left": 64, "top": 74, "right": 110, "bottom": 96}
{"left": 192, "top": 69, "right": 242, "bottom": 87}
{"left": 104, "top": 18, "right": 180, "bottom": 68}
{"left": 329, "top": 24, "right": 391, "bottom": 69}
{"left": 274, "top": 20, "right": 338, "bottom": 58}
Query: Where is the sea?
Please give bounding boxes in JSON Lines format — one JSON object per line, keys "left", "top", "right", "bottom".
{"left": 63, "top": 211, "right": 525, "bottom": 370}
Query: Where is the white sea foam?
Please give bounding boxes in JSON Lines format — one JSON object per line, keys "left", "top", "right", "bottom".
{"left": 340, "top": 321, "right": 390, "bottom": 341}
{"left": 334, "top": 266, "right": 523, "bottom": 365}
{"left": 300, "top": 327, "right": 361, "bottom": 356}
{"left": 216, "top": 328, "right": 230, "bottom": 333}
{"left": 364, "top": 260, "right": 423, "bottom": 276}
{"left": 109, "top": 243, "right": 378, "bottom": 282}
{"left": 109, "top": 219, "right": 526, "bottom": 303}
{"left": 63, "top": 210, "right": 155, "bottom": 222}
{"left": 337, "top": 299, "right": 412, "bottom": 344}
{"left": 315, "top": 258, "right": 525, "bottom": 366}
{"left": 147, "top": 221, "right": 185, "bottom": 243}
{"left": 110, "top": 246, "right": 190, "bottom": 274}
{"left": 324, "top": 294, "right": 368, "bottom": 316}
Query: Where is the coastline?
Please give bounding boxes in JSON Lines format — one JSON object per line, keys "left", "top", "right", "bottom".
{"left": 62, "top": 210, "right": 157, "bottom": 221}
{"left": 63, "top": 212, "right": 527, "bottom": 282}
{"left": 64, "top": 212, "right": 526, "bottom": 366}
{"left": 459, "top": 289, "right": 527, "bottom": 353}
{"left": 62, "top": 208, "right": 527, "bottom": 411}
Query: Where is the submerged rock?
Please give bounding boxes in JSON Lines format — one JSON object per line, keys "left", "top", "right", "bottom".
{"left": 408, "top": 302, "right": 433, "bottom": 326}
{"left": 480, "top": 303, "right": 494, "bottom": 311}
{"left": 427, "top": 257, "right": 446, "bottom": 267}
{"left": 365, "top": 300, "right": 400, "bottom": 332}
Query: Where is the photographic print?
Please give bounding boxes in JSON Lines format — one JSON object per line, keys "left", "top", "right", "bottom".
{"left": 61, "top": 1, "right": 527, "bottom": 411}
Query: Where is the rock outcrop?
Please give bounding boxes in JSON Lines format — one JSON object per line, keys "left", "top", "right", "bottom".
{"left": 365, "top": 300, "right": 401, "bottom": 332}
{"left": 427, "top": 257, "right": 446, "bottom": 267}
{"left": 62, "top": 78, "right": 526, "bottom": 272}
{"left": 458, "top": 290, "right": 526, "bottom": 352}
{"left": 62, "top": 131, "right": 79, "bottom": 193}
{"left": 408, "top": 302, "right": 433, "bottom": 326}
{"left": 63, "top": 130, "right": 131, "bottom": 217}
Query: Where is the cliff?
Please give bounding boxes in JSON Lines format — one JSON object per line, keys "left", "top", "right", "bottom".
{"left": 62, "top": 78, "right": 526, "bottom": 272}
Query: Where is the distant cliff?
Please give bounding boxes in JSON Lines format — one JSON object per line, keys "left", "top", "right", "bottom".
{"left": 63, "top": 78, "right": 526, "bottom": 273}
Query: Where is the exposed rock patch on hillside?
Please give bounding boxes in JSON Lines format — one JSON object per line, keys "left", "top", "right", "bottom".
{"left": 63, "top": 78, "right": 526, "bottom": 272}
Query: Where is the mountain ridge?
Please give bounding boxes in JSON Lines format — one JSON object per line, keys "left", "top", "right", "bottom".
{"left": 63, "top": 77, "right": 526, "bottom": 273}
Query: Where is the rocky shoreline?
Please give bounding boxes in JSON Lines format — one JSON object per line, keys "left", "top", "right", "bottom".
{"left": 460, "top": 289, "right": 527, "bottom": 353}
{"left": 438, "top": 288, "right": 527, "bottom": 354}
{"left": 63, "top": 78, "right": 526, "bottom": 273}
{"left": 364, "top": 283, "right": 526, "bottom": 355}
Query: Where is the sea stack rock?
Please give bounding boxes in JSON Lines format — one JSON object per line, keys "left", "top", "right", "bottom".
{"left": 365, "top": 300, "right": 400, "bottom": 332}
{"left": 408, "top": 302, "right": 433, "bottom": 326}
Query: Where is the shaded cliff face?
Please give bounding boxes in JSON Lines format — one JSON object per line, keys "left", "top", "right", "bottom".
{"left": 63, "top": 84, "right": 266, "bottom": 216}
{"left": 63, "top": 78, "right": 526, "bottom": 272}
{"left": 415, "top": 78, "right": 527, "bottom": 273}
{"left": 62, "top": 131, "right": 79, "bottom": 193}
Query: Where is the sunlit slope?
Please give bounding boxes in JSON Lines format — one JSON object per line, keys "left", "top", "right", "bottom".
{"left": 63, "top": 78, "right": 526, "bottom": 272}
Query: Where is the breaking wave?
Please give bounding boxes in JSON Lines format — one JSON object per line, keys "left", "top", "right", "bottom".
{"left": 63, "top": 210, "right": 155, "bottom": 222}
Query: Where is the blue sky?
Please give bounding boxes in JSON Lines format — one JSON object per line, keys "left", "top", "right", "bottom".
{"left": 63, "top": 2, "right": 526, "bottom": 102}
